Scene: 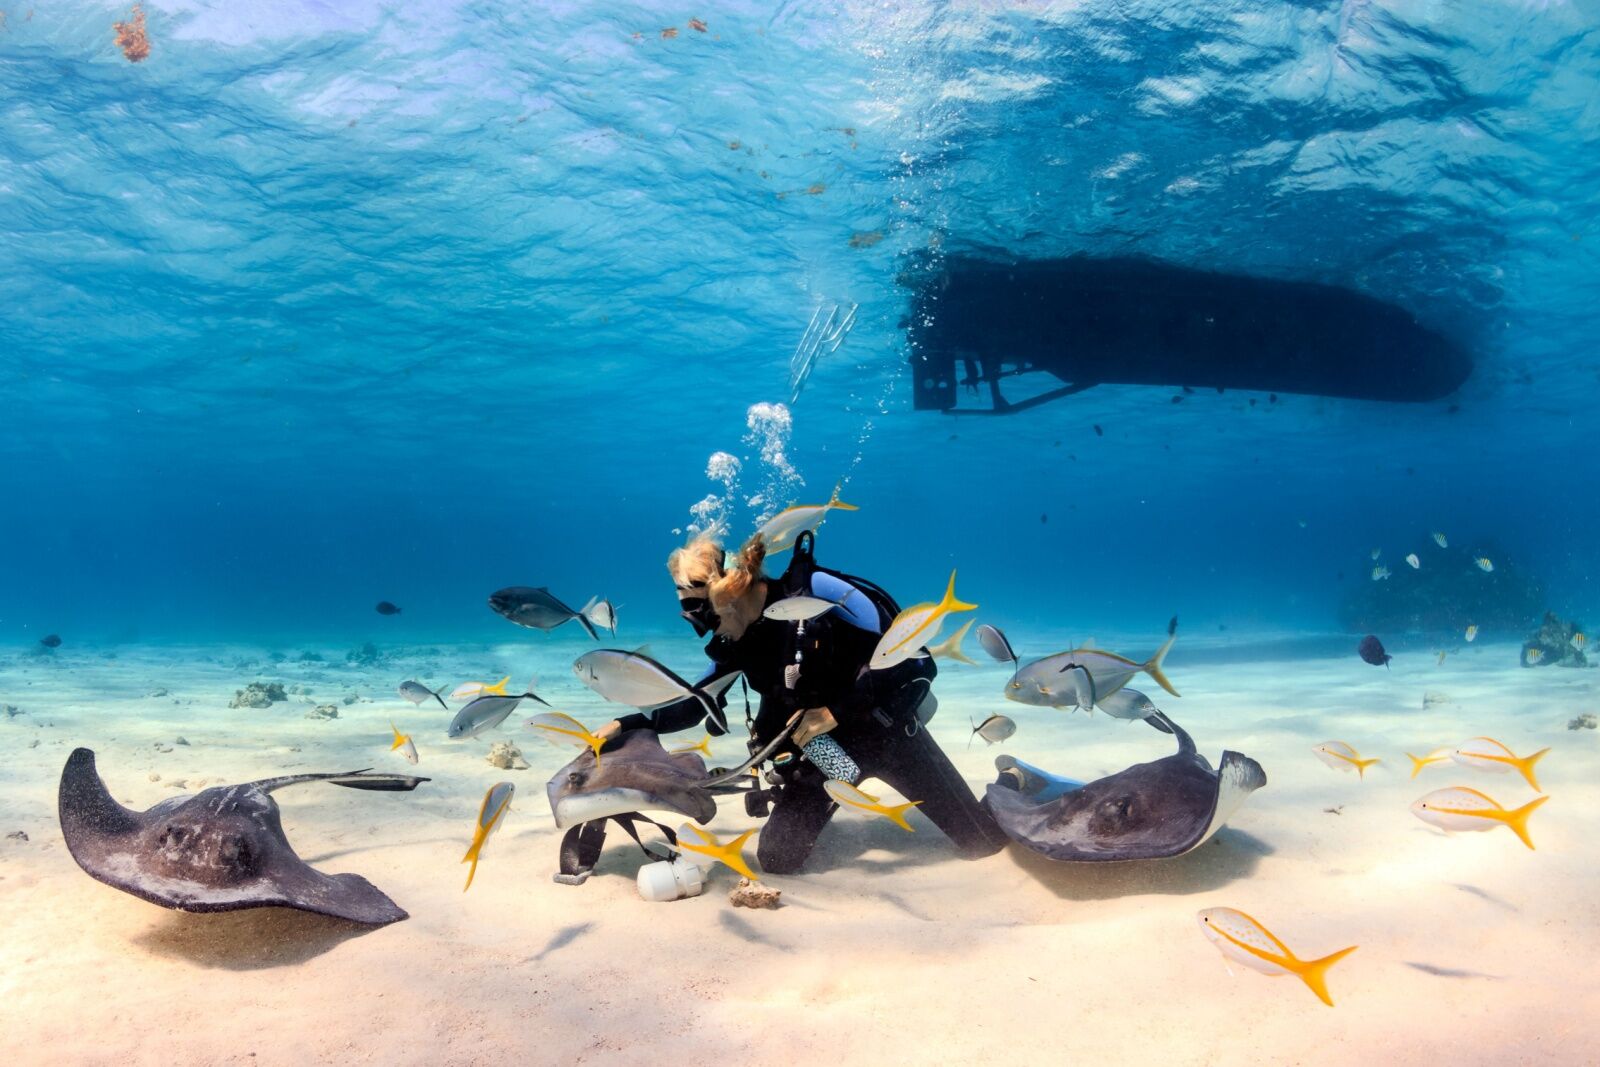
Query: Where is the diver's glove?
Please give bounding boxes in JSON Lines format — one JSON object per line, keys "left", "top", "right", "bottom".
{"left": 802, "top": 734, "right": 861, "bottom": 785}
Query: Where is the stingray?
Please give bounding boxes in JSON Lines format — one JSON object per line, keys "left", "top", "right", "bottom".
{"left": 59, "top": 748, "right": 429, "bottom": 925}
{"left": 983, "top": 713, "right": 1266, "bottom": 861}
{"left": 546, "top": 727, "right": 795, "bottom": 883}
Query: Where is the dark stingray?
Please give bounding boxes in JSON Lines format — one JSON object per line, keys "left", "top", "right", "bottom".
{"left": 547, "top": 726, "right": 797, "bottom": 830}
{"left": 58, "top": 748, "right": 429, "bottom": 925}
{"left": 983, "top": 713, "right": 1266, "bottom": 861}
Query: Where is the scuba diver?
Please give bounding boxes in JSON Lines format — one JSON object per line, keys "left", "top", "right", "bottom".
{"left": 592, "top": 531, "right": 1008, "bottom": 875}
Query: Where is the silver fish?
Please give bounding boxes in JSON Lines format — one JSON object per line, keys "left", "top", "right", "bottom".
{"left": 581, "top": 596, "right": 619, "bottom": 636}
{"left": 762, "top": 590, "right": 857, "bottom": 622}
{"left": 976, "top": 623, "right": 1017, "bottom": 665}
{"left": 447, "top": 683, "right": 551, "bottom": 740}
{"left": 573, "top": 649, "right": 741, "bottom": 733}
{"left": 969, "top": 714, "right": 1017, "bottom": 747}
{"left": 1006, "top": 632, "right": 1178, "bottom": 710}
{"left": 398, "top": 680, "right": 448, "bottom": 711}
{"left": 1096, "top": 687, "right": 1160, "bottom": 722}
{"left": 488, "top": 586, "right": 600, "bottom": 639}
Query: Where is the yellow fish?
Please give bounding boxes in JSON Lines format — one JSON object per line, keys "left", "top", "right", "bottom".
{"left": 462, "top": 781, "right": 514, "bottom": 891}
{"left": 1196, "top": 908, "right": 1358, "bottom": 1007}
{"left": 1312, "top": 741, "right": 1381, "bottom": 780}
{"left": 525, "top": 712, "right": 606, "bottom": 768}
{"left": 451, "top": 676, "right": 511, "bottom": 700}
{"left": 1411, "top": 787, "right": 1548, "bottom": 850}
{"left": 1475, "top": 557, "right": 1494, "bottom": 573}
{"left": 1465, "top": 625, "right": 1478, "bottom": 642}
{"left": 1436, "top": 650, "right": 1447, "bottom": 666}
{"left": 870, "top": 570, "right": 977, "bottom": 671}
{"left": 677, "top": 824, "right": 759, "bottom": 880}
{"left": 1525, "top": 647, "right": 1545, "bottom": 665}
{"left": 1450, "top": 737, "right": 1550, "bottom": 791}
{"left": 1432, "top": 531, "right": 1448, "bottom": 548}
{"left": 1405, "top": 747, "right": 1451, "bottom": 779}
{"left": 388, "top": 722, "right": 418, "bottom": 765}
{"left": 824, "top": 779, "right": 922, "bottom": 831}
{"left": 927, "top": 618, "right": 978, "bottom": 665}
{"left": 755, "top": 483, "right": 859, "bottom": 553}
{"left": 1572, "top": 633, "right": 1586, "bottom": 651}
{"left": 671, "top": 735, "right": 714, "bottom": 758}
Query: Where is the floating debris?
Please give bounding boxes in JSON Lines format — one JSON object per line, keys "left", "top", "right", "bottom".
{"left": 1568, "top": 713, "right": 1597, "bottom": 731}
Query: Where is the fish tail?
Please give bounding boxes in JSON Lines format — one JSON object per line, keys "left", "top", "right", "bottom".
{"left": 944, "top": 619, "right": 978, "bottom": 664}
{"left": 587, "top": 735, "right": 605, "bottom": 770}
{"left": 461, "top": 841, "right": 482, "bottom": 891}
{"left": 574, "top": 612, "right": 600, "bottom": 641}
{"left": 1501, "top": 794, "right": 1549, "bottom": 850}
{"left": 580, "top": 595, "right": 598, "bottom": 614}
{"left": 431, "top": 690, "right": 449, "bottom": 711}
{"left": 389, "top": 723, "right": 406, "bottom": 751}
{"left": 884, "top": 799, "right": 923, "bottom": 832}
{"left": 718, "top": 830, "right": 760, "bottom": 880}
{"left": 1515, "top": 747, "right": 1550, "bottom": 792}
{"left": 1294, "top": 945, "right": 1358, "bottom": 1007}
{"left": 1405, "top": 753, "right": 1431, "bottom": 779}
{"left": 489, "top": 676, "right": 510, "bottom": 695}
{"left": 1355, "top": 757, "right": 1381, "bottom": 780}
{"left": 827, "top": 480, "right": 857, "bottom": 510}
{"left": 1144, "top": 632, "right": 1181, "bottom": 697}
{"left": 939, "top": 570, "right": 978, "bottom": 614}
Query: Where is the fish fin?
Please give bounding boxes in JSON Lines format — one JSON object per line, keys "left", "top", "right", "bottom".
{"left": 431, "top": 689, "right": 449, "bottom": 711}
{"left": 632, "top": 643, "right": 654, "bottom": 658}
{"left": 701, "top": 671, "right": 741, "bottom": 700}
{"left": 490, "top": 675, "right": 510, "bottom": 695}
{"left": 1516, "top": 748, "right": 1550, "bottom": 792}
{"left": 389, "top": 723, "right": 406, "bottom": 750}
{"left": 1355, "top": 757, "right": 1381, "bottom": 780}
{"left": 574, "top": 612, "right": 600, "bottom": 641}
{"left": 884, "top": 800, "right": 923, "bottom": 832}
{"left": 1405, "top": 754, "right": 1429, "bottom": 779}
{"left": 944, "top": 619, "right": 976, "bottom": 664}
{"left": 580, "top": 595, "right": 598, "bottom": 613}
{"left": 1295, "top": 945, "right": 1357, "bottom": 1007}
{"left": 1502, "top": 794, "right": 1549, "bottom": 850}
{"left": 938, "top": 570, "right": 978, "bottom": 614}
{"left": 1144, "top": 632, "right": 1181, "bottom": 697}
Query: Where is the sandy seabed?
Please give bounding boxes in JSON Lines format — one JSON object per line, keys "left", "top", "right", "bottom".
{"left": 1, "top": 633, "right": 1595, "bottom": 1066}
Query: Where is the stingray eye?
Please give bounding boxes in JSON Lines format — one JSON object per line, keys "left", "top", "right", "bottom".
{"left": 159, "top": 825, "right": 187, "bottom": 847}
{"left": 567, "top": 772, "right": 582, "bottom": 785}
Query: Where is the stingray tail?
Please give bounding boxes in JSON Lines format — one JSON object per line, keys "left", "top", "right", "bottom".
{"left": 1144, "top": 632, "right": 1180, "bottom": 697}
{"left": 1294, "top": 945, "right": 1358, "bottom": 1007}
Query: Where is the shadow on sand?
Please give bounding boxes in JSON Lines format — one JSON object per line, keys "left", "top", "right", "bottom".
{"left": 131, "top": 907, "right": 377, "bottom": 970}
{"left": 1005, "top": 827, "right": 1275, "bottom": 901}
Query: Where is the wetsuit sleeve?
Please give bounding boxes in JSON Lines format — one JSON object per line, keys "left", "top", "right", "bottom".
{"left": 615, "top": 663, "right": 735, "bottom": 735}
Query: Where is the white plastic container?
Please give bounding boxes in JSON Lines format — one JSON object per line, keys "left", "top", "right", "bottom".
{"left": 636, "top": 855, "right": 707, "bottom": 902}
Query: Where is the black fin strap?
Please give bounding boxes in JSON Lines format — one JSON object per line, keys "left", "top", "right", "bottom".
{"left": 610, "top": 813, "right": 677, "bottom": 862}
{"left": 553, "top": 820, "right": 610, "bottom": 885}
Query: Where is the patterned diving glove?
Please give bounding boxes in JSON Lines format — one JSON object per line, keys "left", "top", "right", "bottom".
{"left": 802, "top": 733, "right": 861, "bottom": 785}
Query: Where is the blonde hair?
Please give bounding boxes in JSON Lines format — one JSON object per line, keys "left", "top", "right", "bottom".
{"left": 669, "top": 534, "right": 768, "bottom": 637}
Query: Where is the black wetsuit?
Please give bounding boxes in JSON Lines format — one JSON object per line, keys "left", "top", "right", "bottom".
{"left": 616, "top": 581, "right": 1007, "bottom": 874}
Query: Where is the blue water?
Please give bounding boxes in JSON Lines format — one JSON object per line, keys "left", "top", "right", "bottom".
{"left": 2, "top": 0, "right": 1597, "bottom": 647}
